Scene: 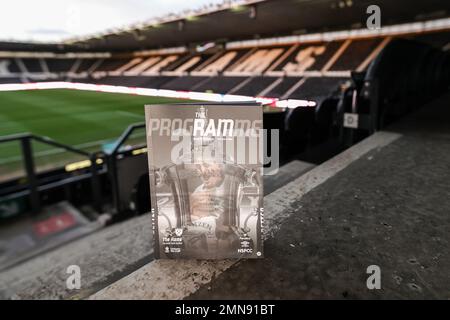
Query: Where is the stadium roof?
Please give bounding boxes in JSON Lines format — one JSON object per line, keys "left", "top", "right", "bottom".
{"left": 3, "top": 0, "right": 450, "bottom": 52}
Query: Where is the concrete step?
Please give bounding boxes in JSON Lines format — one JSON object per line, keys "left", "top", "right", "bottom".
{"left": 264, "top": 160, "right": 315, "bottom": 195}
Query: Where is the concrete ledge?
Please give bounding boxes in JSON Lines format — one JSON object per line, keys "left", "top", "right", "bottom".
{"left": 0, "top": 214, "right": 153, "bottom": 300}
{"left": 89, "top": 131, "right": 401, "bottom": 300}
{"left": 264, "top": 160, "right": 315, "bottom": 195}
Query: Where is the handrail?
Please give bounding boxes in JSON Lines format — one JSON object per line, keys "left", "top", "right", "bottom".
{"left": 111, "top": 122, "right": 146, "bottom": 155}
{"left": 0, "top": 133, "right": 100, "bottom": 214}
{"left": 32, "top": 135, "right": 92, "bottom": 157}
{"left": 0, "top": 132, "right": 32, "bottom": 143}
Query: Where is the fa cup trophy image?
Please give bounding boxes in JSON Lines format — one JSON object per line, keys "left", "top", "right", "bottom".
{"left": 146, "top": 103, "right": 263, "bottom": 259}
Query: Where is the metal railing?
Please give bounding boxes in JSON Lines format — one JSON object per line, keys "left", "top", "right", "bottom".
{"left": 0, "top": 133, "right": 102, "bottom": 214}
{"left": 106, "top": 122, "right": 146, "bottom": 214}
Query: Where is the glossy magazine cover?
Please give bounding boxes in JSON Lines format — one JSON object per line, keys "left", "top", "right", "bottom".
{"left": 145, "top": 103, "right": 264, "bottom": 259}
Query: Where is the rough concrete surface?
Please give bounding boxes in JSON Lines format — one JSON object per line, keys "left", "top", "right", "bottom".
{"left": 0, "top": 214, "right": 153, "bottom": 299}
{"left": 187, "top": 94, "right": 450, "bottom": 299}
{"left": 90, "top": 132, "right": 400, "bottom": 299}
{"left": 264, "top": 160, "right": 315, "bottom": 195}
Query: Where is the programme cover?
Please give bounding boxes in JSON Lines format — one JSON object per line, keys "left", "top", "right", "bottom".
{"left": 145, "top": 102, "right": 264, "bottom": 259}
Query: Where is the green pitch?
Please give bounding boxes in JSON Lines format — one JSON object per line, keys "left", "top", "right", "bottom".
{"left": 0, "top": 89, "right": 191, "bottom": 179}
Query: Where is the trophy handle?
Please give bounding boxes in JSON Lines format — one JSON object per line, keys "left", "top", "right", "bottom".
{"left": 154, "top": 168, "right": 165, "bottom": 186}
{"left": 242, "top": 209, "right": 259, "bottom": 233}
{"left": 154, "top": 169, "right": 174, "bottom": 233}
{"left": 158, "top": 211, "right": 173, "bottom": 233}
{"left": 241, "top": 169, "right": 260, "bottom": 233}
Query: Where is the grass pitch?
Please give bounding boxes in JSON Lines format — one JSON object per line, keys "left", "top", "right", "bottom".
{"left": 0, "top": 89, "right": 191, "bottom": 179}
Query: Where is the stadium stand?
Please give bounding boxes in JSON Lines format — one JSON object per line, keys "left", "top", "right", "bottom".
{"left": 21, "top": 58, "right": 42, "bottom": 73}
{"left": 288, "top": 77, "right": 348, "bottom": 101}
{"left": 0, "top": 77, "right": 22, "bottom": 84}
{"left": 269, "top": 42, "right": 344, "bottom": 74}
{"left": 82, "top": 75, "right": 177, "bottom": 88}
{"left": 330, "top": 38, "right": 383, "bottom": 71}
{"left": 231, "top": 76, "right": 277, "bottom": 95}
{"left": 0, "top": 59, "right": 19, "bottom": 74}
{"left": 74, "top": 58, "right": 98, "bottom": 73}
{"left": 192, "top": 49, "right": 251, "bottom": 75}
{"left": 194, "top": 75, "right": 247, "bottom": 93}
{"left": 409, "top": 30, "right": 450, "bottom": 48}
{"left": 0, "top": 29, "right": 447, "bottom": 107}
{"left": 264, "top": 77, "right": 301, "bottom": 98}
{"left": 95, "top": 58, "right": 129, "bottom": 72}
{"left": 45, "top": 58, "right": 76, "bottom": 73}
{"left": 159, "top": 76, "right": 210, "bottom": 90}
{"left": 0, "top": 29, "right": 448, "bottom": 106}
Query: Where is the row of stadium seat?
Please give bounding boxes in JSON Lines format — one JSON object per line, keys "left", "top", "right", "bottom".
{"left": 0, "top": 36, "right": 433, "bottom": 77}
{"left": 75, "top": 75, "right": 347, "bottom": 103}
{"left": 280, "top": 38, "right": 450, "bottom": 153}
{"left": 0, "top": 32, "right": 447, "bottom": 105}
{"left": 367, "top": 39, "right": 450, "bottom": 126}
